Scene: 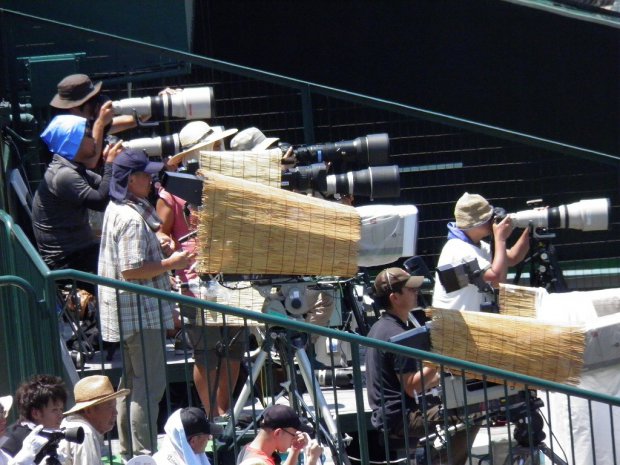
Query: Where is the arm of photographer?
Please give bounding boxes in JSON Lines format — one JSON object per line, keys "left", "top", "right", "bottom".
{"left": 484, "top": 217, "right": 530, "bottom": 286}
{"left": 399, "top": 366, "right": 440, "bottom": 398}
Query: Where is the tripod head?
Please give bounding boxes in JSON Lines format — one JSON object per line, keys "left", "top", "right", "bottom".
{"left": 510, "top": 396, "right": 546, "bottom": 448}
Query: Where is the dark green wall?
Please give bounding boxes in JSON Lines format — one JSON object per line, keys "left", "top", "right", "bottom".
{"left": 196, "top": 0, "right": 620, "bottom": 155}
{"left": 0, "top": 0, "right": 192, "bottom": 51}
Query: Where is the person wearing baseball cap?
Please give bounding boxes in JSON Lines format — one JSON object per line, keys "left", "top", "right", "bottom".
{"left": 237, "top": 405, "right": 322, "bottom": 465}
{"left": 432, "top": 192, "right": 530, "bottom": 311}
{"left": 59, "top": 375, "right": 129, "bottom": 465}
{"left": 365, "top": 267, "right": 476, "bottom": 464}
{"left": 154, "top": 407, "right": 223, "bottom": 465}
{"left": 98, "top": 148, "right": 194, "bottom": 460}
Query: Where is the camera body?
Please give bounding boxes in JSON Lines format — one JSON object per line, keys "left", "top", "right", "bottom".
{"left": 35, "top": 427, "right": 84, "bottom": 464}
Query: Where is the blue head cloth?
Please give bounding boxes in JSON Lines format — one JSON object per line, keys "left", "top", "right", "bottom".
{"left": 40, "top": 115, "right": 87, "bottom": 161}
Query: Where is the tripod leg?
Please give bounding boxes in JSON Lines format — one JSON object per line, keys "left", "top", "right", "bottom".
{"left": 231, "top": 348, "right": 269, "bottom": 422}
{"left": 295, "top": 347, "right": 340, "bottom": 438}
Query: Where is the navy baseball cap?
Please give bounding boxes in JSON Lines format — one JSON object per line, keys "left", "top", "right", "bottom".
{"left": 110, "top": 148, "right": 164, "bottom": 201}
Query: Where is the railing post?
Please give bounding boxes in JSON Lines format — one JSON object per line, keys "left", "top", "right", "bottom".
{"left": 300, "top": 85, "right": 315, "bottom": 144}
{"left": 351, "top": 342, "right": 369, "bottom": 465}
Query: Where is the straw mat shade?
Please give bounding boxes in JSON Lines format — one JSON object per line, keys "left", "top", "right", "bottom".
{"left": 199, "top": 149, "right": 282, "bottom": 187}
{"left": 498, "top": 283, "right": 545, "bottom": 318}
{"left": 194, "top": 170, "right": 360, "bottom": 277}
{"left": 430, "top": 307, "right": 584, "bottom": 385}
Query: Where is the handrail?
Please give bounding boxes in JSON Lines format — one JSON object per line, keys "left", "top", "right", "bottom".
{"left": 1, "top": 7, "right": 618, "bottom": 165}
{"left": 0, "top": 210, "right": 55, "bottom": 277}
{"left": 0, "top": 276, "right": 45, "bottom": 316}
{"left": 48, "top": 268, "right": 620, "bottom": 407}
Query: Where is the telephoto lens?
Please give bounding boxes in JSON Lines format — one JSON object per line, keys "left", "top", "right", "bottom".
{"left": 281, "top": 164, "right": 400, "bottom": 199}
{"left": 291, "top": 133, "right": 390, "bottom": 167}
{"left": 509, "top": 198, "right": 609, "bottom": 231}
{"left": 112, "top": 87, "right": 214, "bottom": 121}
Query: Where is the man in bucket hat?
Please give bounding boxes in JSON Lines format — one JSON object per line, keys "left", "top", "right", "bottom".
{"left": 237, "top": 405, "right": 322, "bottom": 465}
{"left": 59, "top": 375, "right": 129, "bottom": 465}
{"left": 50, "top": 74, "right": 179, "bottom": 158}
{"left": 432, "top": 192, "right": 530, "bottom": 311}
{"left": 50, "top": 73, "right": 135, "bottom": 161}
{"left": 98, "top": 148, "right": 194, "bottom": 460}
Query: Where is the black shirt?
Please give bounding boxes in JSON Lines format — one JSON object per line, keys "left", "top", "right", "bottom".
{"left": 31, "top": 155, "right": 112, "bottom": 268}
{"left": 365, "top": 312, "right": 419, "bottom": 432}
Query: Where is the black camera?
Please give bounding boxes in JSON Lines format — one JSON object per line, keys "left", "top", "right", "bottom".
{"left": 492, "top": 206, "right": 507, "bottom": 224}
{"left": 35, "top": 427, "right": 84, "bottom": 464}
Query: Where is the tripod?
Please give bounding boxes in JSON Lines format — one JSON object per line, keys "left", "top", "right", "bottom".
{"left": 223, "top": 327, "right": 352, "bottom": 465}
{"left": 501, "top": 407, "right": 567, "bottom": 465}
{"left": 513, "top": 228, "right": 568, "bottom": 293}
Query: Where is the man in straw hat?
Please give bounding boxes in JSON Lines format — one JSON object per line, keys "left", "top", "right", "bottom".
{"left": 98, "top": 148, "right": 194, "bottom": 460}
{"left": 432, "top": 192, "right": 530, "bottom": 312}
{"left": 59, "top": 375, "right": 129, "bottom": 465}
{"left": 154, "top": 407, "right": 223, "bottom": 465}
{"left": 366, "top": 267, "right": 475, "bottom": 465}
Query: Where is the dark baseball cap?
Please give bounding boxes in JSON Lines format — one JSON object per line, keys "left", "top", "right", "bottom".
{"left": 374, "top": 267, "right": 424, "bottom": 297}
{"left": 261, "top": 405, "right": 313, "bottom": 434}
{"left": 110, "top": 148, "right": 164, "bottom": 201}
{"left": 180, "top": 407, "right": 223, "bottom": 438}
{"left": 50, "top": 74, "right": 102, "bottom": 109}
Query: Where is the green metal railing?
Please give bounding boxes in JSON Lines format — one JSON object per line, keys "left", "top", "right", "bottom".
{"left": 1, "top": 209, "right": 619, "bottom": 463}
{"left": 0, "top": 210, "right": 61, "bottom": 399}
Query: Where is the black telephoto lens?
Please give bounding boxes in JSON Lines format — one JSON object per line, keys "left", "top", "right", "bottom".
{"left": 292, "top": 133, "right": 389, "bottom": 167}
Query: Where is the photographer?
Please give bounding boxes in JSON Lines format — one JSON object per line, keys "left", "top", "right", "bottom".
{"left": 98, "top": 148, "right": 194, "bottom": 459}
{"left": 366, "top": 267, "right": 474, "bottom": 465}
{"left": 50, "top": 74, "right": 181, "bottom": 159}
{"left": 32, "top": 114, "right": 123, "bottom": 286}
{"left": 0, "top": 375, "right": 67, "bottom": 460}
{"left": 432, "top": 193, "right": 530, "bottom": 311}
